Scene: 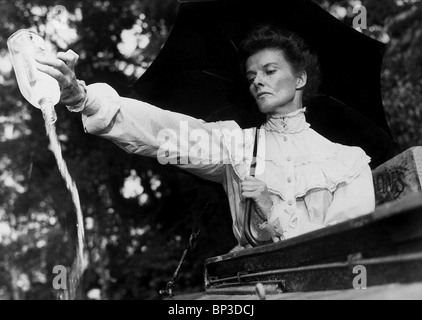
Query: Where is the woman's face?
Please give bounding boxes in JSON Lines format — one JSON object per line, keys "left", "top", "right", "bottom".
{"left": 246, "top": 48, "right": 305, "bottom": 115}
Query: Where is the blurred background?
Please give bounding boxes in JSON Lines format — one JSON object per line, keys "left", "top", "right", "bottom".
{"left": 0, "top": 0, "right": 421, "bottom": 300}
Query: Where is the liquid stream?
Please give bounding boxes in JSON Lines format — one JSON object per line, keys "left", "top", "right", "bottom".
{"left": 42, "top": 105, "right": 86, "bottom": 300}
{"left": 8, "top": 30, "right": 86, "bottom": 300}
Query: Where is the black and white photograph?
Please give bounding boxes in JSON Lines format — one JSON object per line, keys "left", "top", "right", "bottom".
{"left": 0, "top": 0, "right": 421, "bottom": 302}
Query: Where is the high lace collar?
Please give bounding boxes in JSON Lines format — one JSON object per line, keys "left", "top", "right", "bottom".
{"left": 263, "top": 108, "right": 310, "bottom": 134}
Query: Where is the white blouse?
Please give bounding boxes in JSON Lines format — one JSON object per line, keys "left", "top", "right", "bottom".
{"left": 77, "top": 83, "right": 376, "bottom": 247}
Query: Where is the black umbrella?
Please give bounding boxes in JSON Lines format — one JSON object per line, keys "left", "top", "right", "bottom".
{"left": 132, "top": 0, "right": 398, "bottom": 168}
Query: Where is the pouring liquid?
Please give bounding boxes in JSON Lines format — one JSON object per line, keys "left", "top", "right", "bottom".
{"left": 42, "top": 107, "right": 86, "bottom": 300}
{"left": 34, "top": 71, "right": 86, "bottom": 300}
{"left": 8, "top": 29, "right": 86, "bottom": 300}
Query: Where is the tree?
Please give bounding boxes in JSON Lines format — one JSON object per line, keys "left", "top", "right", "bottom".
{"left": 0, "top": 0, "right": 237, "bottom": 300}
{"left": 381, "top": 2, "right": 422, "bottom": 149}
{"left": 314, "top": 0, "right": 422, "bottom": 149}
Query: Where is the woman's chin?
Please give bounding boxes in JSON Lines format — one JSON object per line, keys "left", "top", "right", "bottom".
{"left": 258, "top": 104, "right": 276, "bottom": 114}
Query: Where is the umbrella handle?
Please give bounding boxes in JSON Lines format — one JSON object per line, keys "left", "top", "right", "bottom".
{"left": 244, "top": 199, "right": 272, "bottom": 247}
{"left": 243, "top": 129, "right": 273, "bottom": 248}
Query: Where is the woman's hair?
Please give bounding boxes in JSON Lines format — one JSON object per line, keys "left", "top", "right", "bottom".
{"left": 240, "top": 24, "right": 321, "bottom": 103}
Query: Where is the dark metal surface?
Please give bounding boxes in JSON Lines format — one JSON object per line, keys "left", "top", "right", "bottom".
{"left": 207, "top": 253, "right": 422, "bottom": 293}
{"left": 205, "top": 193, "right": 422, "bottom": 293}
{"left": 176, "top": 282, "right": 422, "bottom": 300}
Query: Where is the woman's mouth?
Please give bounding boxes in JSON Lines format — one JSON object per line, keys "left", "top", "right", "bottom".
{"left": 257, "top": 92, "right": 271, "bottom": 99}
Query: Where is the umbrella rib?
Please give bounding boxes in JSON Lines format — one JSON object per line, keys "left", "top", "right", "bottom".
{"left": 229, "top": 39, "right": 239, "bottom": 53}
{"left": 319, "top": 94, "right": 395, "bottom": 140}
{"left": 202, "top": 70, "right": 233, "bottom": 82}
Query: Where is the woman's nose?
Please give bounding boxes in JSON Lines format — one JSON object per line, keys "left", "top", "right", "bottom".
{"left": 253, "top": 74, "right": 264, "bottom": 88}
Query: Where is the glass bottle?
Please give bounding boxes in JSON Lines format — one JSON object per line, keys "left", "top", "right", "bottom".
{"left": 7, "top": 29, "right": 60, "bottom": 124}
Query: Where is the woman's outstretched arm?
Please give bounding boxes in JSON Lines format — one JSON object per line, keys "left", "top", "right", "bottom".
{"left": 36, "top": 50, "right": 233, "bottom": 183}
{"left": 80, "top": 82, "right": 231, "bottom": 182}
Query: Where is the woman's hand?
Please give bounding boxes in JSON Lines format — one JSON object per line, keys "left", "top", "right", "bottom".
{"left": 241, "top": 176, "right": 273, "bottom": 219}
{"left": 36, "top": 50, "right": 86, "bottom": 107}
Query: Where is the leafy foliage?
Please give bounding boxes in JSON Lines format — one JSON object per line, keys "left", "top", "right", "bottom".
{"left": 0, "top": 0, "right": 235, "bottom": 300}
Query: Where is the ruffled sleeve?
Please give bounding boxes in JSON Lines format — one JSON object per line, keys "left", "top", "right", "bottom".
{"left": 81, "top": 83, "right": 120, "bottom": 134}
{"left": 294, "top": 144, "right": 372, "bottom": 198}
{"left": 324, "top": 165, "right": 375, "bottom": 225}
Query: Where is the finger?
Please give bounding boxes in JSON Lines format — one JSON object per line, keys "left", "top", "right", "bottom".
{"left": 36, "top": 64, "right": 67, "bottom": 84}
{"left": 244, "top": 176, "right": 257, "bottom": 181}
{"left": 66, "top": 49, "right": 79, "bottom": 60}
{"left": 242, "top": 180, "right": 258, "bottom": 186}
{"left": 242, "top": 192, "right": 258, "bottom": 199}
{"left": 272, "top": 237, "right": 281, "bottom": 243}
{"left": 242, "top": 192, "right": 252, "bottom": 199}
{"left": 241, "top": 181, "right": 260, "bottom": 188}
{"left": 57, "top": 50, "right": 79, "bottom": 70}
{"left": 36, "top": 55, "right": 70, "bottom": 75}
{"left": 241, "top": 186, "right": 258, "bottom": 192}
{"left": 244, "top": 176, "right": 265, "bottom": 187}
{"left": 241, "top": 183, "right": 257, "bottom": 190}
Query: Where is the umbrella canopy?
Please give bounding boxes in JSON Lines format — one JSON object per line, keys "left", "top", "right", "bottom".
{"left": 132, "top": 0, "right": 398, "bottom": 167}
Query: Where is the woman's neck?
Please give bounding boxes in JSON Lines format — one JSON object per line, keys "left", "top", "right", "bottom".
{"left": 264, "top": 107, "right": 309, "bottom": 134}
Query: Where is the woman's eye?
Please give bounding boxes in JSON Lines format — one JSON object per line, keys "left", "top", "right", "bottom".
{"left": 266, "top": 70, "right": 276, "bottom": 75}
{"left": 248, "top": 78, "right": 255, "bottom": 84}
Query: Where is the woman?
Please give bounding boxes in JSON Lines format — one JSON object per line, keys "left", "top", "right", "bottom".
{"left": 37, "top": 25, "right": 375, "bottom": 250}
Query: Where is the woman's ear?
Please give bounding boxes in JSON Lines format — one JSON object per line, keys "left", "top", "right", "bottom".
{"left": 296, "top": 71, "right": 308, "bottom": 90}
